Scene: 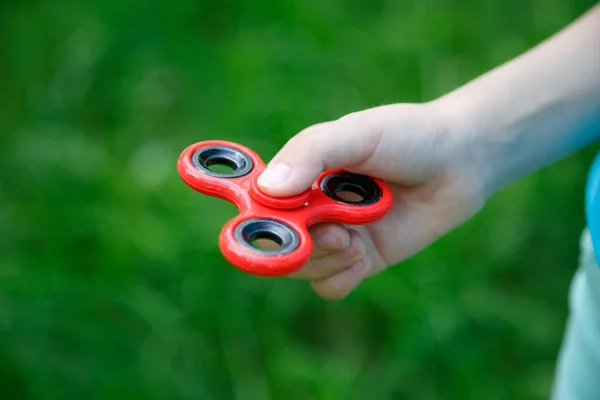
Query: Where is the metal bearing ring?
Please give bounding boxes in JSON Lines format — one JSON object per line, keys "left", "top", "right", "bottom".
{"left": 191, "top": 146, "right": 253, "bottom": 178}
{"left": 320, "top": 172, "right": 382, "bottom": 206}
{"left": 233, "top": 218, "right": 300, "bottom": 255}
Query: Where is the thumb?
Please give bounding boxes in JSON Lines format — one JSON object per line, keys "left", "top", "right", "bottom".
{"left": 257, "top": 110, "right": 385, "bottom": 197}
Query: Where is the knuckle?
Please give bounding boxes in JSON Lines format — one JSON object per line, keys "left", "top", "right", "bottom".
{"left": 337, "top": 111, "right": 360, "bottom": 125}
{"left": 309, "top": 223, "right": 334, "bottom": 237}
{"left": 341, "top": 237, "right": 366, "bottom": 261}
{"left": 312, "top": 226, "right": 349, "bottom": 251}
{"left": 291, "top": 125, "right": 320, "bottom": 145}
{"left": 285, "top": 133, "right": 303, "bottom": 147}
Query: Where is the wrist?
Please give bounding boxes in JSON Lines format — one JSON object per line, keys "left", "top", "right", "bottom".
{"left": 428, "top": 95, "right": 509, "bottom": 201}
{"left": 429, "top": 5, "right": 600, "bottom": 199}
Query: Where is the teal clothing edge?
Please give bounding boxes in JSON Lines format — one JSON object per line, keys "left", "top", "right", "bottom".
{"left": 585, "top": 150, "right": 600, "bottom": 266}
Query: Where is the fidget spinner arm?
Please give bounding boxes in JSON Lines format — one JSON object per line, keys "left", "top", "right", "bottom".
{"left": 177, "top": 140, "right": 393, "bottom": 277}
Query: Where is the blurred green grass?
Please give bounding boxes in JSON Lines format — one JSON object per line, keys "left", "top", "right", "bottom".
{"left": 1, "top": 0, "right": 599, "bottom": 399}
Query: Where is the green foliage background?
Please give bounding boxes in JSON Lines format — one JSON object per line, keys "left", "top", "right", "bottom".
{"left": 1, "top": 1, "right": 599, "bottom": 399}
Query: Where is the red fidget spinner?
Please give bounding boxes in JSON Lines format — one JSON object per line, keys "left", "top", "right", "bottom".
{"left": 177, "top": 140, "right": 393, "bottom": 277}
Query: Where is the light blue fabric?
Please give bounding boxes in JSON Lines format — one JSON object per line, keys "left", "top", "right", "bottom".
{"left": 551, "top": 153, "right": 600, "bottom": 398}
{"left": 551, "top": 229, "right": 600, "bottom": 399}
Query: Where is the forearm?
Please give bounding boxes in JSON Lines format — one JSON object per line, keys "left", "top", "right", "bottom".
{"left": 434, "top": 4, "right": 600, "bottom": 197}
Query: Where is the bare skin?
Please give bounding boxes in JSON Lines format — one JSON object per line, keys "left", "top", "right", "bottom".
{"left": 257, "top": 4, "right": 600, "bottom": 300}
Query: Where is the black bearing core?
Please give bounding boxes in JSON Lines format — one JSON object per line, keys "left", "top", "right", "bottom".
{"left": 320, "top": 172, "right": 382, "bottom": 206}
{"left": 233, "top": 218, "right": 300, "bottom": 255}
{"left": 192, "top": 146, "right": 253, "bottom": 178}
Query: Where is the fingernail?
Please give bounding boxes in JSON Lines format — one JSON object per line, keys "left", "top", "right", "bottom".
{"left": 349, "top": 258, "right": 367, "bottom": 273}
{"left": 317, "top": 231, "right": 348, "bottom": 250}
{"left": 257, "top": 163, "right": 292, "bottom": 188}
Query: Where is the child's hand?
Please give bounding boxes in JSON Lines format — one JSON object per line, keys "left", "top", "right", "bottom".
{"left": 257, "top": 103, "right": 486, "bottom": 300}
{"left": 256, "top": 4, "right": 600, "bottom": 300}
